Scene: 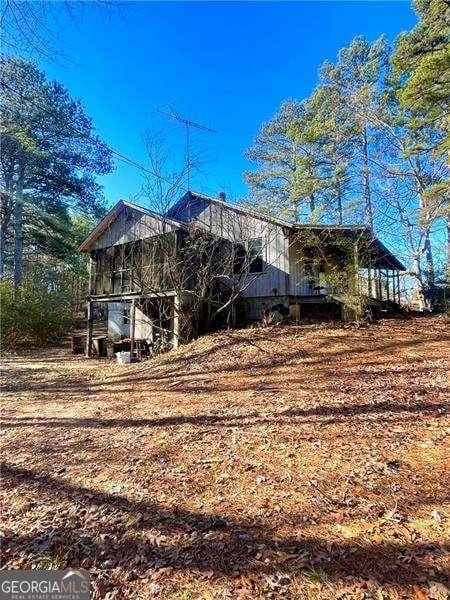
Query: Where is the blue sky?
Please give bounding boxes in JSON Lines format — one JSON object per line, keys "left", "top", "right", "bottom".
{"left": 36, "top": 1, "right": 417, "bottom": 209}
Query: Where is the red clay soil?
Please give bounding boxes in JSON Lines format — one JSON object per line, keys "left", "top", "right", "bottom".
{"left": 1, "top": 316, "right": 449, "bottom": 599}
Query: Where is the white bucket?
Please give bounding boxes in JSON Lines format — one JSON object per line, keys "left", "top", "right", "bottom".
{"left": 116, "top": 351, "right": 131, "bottom": 364}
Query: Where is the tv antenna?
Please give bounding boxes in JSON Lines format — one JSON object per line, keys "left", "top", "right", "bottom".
{"left": 157, "top": 106, "right": 216, "bottom": 191}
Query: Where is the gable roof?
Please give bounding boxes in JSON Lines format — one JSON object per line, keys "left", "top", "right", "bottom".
{"left": 79, "top": 192, "right": 405, "bottom": 270}
{"left": 168, "top": 190, "right": 295, "bottom": 229}
{"left": 77, "top": 200, "right": 186, "bottom": 252}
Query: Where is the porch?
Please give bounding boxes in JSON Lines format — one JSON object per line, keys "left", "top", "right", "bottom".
{"left": 289, "top": 226, "right": 405, "bottom": 305}
{"left": 85, "top": 291, "right": 180, "bottom": 358}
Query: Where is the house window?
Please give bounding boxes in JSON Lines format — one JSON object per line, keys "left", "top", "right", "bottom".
{"left": 233, "top": 238, "right": 264, "bottom": 274}
{"left": 123, "top": 307, "right": 130, "bottom": 325}
{"left": 233, "top": 242, "right": 246, "bottom": 274}
{"left": 248, "top": 237, "right": 263, "bottom": 273}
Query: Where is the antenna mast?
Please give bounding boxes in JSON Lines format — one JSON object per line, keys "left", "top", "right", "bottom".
{"left": 157, "top": 107, "right": 216, "bottom": 191}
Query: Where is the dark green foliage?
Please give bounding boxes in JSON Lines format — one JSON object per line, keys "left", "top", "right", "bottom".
{"left": 0, "top": 56, "right": 112, "bottom": 217}
{"left": 392, "top": 0, "right": 449, "bottom": 153}
{"left": 0, "top": 56, "right": 112, "bottom": 286}
{"left": 0, "top": 281, "right": 73, "bottom": 349}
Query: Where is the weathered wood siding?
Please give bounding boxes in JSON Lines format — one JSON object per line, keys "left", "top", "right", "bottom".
{"left": 193, "top": 201, "right": 291, "bottom": 298}
{"left": 93, "top": 206, "right": 178, "bottom": 250}
{"left": 289, "top": 234, "right": 307, "bottom": 295}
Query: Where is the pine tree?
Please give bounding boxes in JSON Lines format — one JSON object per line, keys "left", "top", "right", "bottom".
{"left": 320, "top": 36, "right": 390, "bottom": 229}
{"left": 0, "top": 57, "right": 113, "bottom": 289}
{"left": 245, "top": 100, "right": 328, "bottom": 223}
{"left": 244, "top": 100, "right": 304, "bottom": 220}
{"left": 305, "top": 82, "right": 357, "bottom": 224}
{"left": 392, "top": 0, "right": 449, "bottom": 291}
{"left": 392, "top": 0, "right": 449, "bottom": 155}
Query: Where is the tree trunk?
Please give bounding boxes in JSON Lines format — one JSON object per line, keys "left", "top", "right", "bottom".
{"left": 411, "top": 251, "right": 428, "bottom": 311}
{"left": 423, "top": 230, "right": 435, "bottom": 289}
{"left": 0, "top": 205, "right": 9, "bottom": 279}
{"left": 0, "top": 227, "right": 6, "bottom": 279}
{"left": 1, "top": 181, "right": 14, "bottom": 280}
{"left": 13, "top": 172, "right": 24, "bottom": 293}
{"left": 362, "top": 125, "right": 373, "bottom": 230}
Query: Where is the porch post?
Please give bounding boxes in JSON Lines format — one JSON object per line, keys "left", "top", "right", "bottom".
{"left": 368, "top": 265, "right": 372, "bottom": 298}
{"left": 85, "top": 254, "right": 94, "bottom": 357}
{"left": 130, "top": 298, "right": 136, "bottom": 358}
{"left": 86, "top": 301, "right": 93, "bottom": 357}
{"left": 386, "top": 269, "right": 390, "bottom": 301}
{"left": 396, "top": 271, "right": 401, "bottom": 304}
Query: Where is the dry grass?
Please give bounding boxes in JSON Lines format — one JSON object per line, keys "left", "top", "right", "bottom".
{"left": 1, "top": 315, "right": 449, "bottom": 599}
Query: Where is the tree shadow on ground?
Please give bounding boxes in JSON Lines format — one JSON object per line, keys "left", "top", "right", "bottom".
{"left": 2, "top": 463, "right": 447, "bottom": 587}
{"left": 84, "top": 331, "right": 448, "bottom": 390}
{"left": 1, "top": 398, "right": 446, "bottom": 430}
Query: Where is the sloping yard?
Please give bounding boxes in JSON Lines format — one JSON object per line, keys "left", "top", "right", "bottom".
{"left": 1, "top": 316, "right": 449, "bottom": 599}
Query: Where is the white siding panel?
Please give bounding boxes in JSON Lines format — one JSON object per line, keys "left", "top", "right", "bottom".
{"left": 108, "top": 302, "right": 129, "bottom": 338}
{"left": 135, "top": 306, "right": 153, "bottom": 340}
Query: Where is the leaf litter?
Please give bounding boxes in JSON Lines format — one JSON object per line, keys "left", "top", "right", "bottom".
{"left": 0, "top": 315, "right": 449, "bottom": 599}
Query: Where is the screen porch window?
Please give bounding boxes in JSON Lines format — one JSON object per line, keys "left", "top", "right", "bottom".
{"left": 304, "top": 261, "right": 326, "bottom": 293}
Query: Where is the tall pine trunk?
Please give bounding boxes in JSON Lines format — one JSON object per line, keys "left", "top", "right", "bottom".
{"left": 13, "top": 171, "right": 24, "bottom": 294}
{"left": 447, "top": 216, "right": 450, "bottom": 286}
{"left": 411, "top": 251, "right": 428, "bottom": 311}
{"left": 0, "top": 212, "right": 7, "bottom": 279}
{"left": 414, "top": 166, "right": 436, "bottom": 306}
{"left": 1, "top": 182, "right": 13, "bottom": 280}
{"left": 423, "top": 231, "right": 435, "bottom": 289}
{"left": 362, "top": 125, "right": 373, "bottom": 230}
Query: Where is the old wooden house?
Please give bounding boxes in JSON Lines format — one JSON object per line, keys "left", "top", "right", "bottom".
{"left": 79, "top": 191, "right": 405, "bottom": 355}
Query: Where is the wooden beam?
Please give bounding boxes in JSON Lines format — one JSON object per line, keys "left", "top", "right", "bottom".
{"left": 85, "top": 255, "right": 94, "bottom": 357}
{"left": 89, "top": 290, "right": 177, "bottom": 302}
{"left": 130, "top": 299, "right": 136, "bottom": 358}
{"left": 86, "top": 300, "right": 93, "bottom": 357}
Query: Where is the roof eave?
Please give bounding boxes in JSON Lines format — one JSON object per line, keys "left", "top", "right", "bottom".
{"left": 78, "top": 200, "right": 124, "bottom": 253}
{"left": 77, "top": 200, "right": 186, "bottom": 253}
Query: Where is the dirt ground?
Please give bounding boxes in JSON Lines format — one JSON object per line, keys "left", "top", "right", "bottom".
{"left": 1, "top": 316, "right": 449, "bottom": 599}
